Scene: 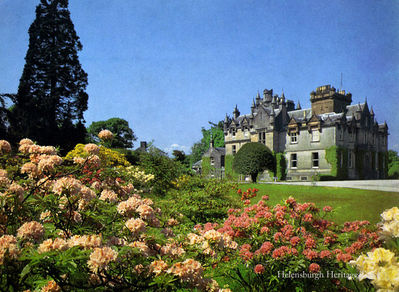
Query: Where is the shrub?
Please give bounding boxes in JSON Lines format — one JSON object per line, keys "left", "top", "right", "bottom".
{"left": 232, "top": 143, "right": 275, "bottom": 182}
{"left": 65, "top": 143, "right": 130, "bottom": 167}
{"left": 0, "top": 140, "right": 226, "bottom": 291}
{"left": 191, "top": 194, "right": 381, "bottom": 291}
{"left": 388, "top": 161, "right": 399, "bottom": 179}
{"left": 165, "top": 176, "right": 240, "bottom": 225}
{"left": 138, "top": 148, "right": 187, "bottom": 196}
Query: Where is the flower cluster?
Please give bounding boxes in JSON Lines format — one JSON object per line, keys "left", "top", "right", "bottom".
{"left": 379, "top": 206, "right": 399, "bottom": 238}
{"left": 0, "top": 140, "right": 11, "bottom": 155}
{"left": 17, "top": 221, "right": 44, "bottom": 242}
{"left": 351, "top": 248, "right": 399, "bottom": 290}
{"left": 237, "top": 187, "right": 258, "bottom": 201}
{"left": 351, "top": 206, "right": 399, "bottom": 291}
{"left": 98, "top": 129, "right": 113, "bottom": 140}
{"left": 87, "top": 246, "right": 118, "bottom": 273}
{"left": 0, "top": 235, "right": 19, "bottom": 265}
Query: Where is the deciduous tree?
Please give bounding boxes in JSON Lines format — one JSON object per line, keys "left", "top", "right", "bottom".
{"left": 87, "top": 118, "right": 137, "bottom": 149}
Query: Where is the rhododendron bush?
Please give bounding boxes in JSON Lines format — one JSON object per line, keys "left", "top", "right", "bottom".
{"left": 0, "top": 138, "right": 395, "bottom": 291}
{"left": 189, "top": 190, "right": 382, "bottom": 291}
{"left": 0, "top": 139, "right": 227, "bottom": 291}
{"left": 350, "top": 207, "right": 399, "bottom": 291}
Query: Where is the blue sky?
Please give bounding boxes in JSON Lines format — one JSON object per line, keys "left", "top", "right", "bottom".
{"left": 1, "top": 0, "right": 398, "bottom": 153}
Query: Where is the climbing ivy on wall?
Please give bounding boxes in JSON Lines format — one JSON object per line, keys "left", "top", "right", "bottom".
{"left": 322, "top": 146, "right": 348, "bottom": 180}
{"left": 201, "top": 157, "right": 212, "bottom": 177}
{"left": 224, "top": 155, "right": 239, "bottom": 180}
{"left": 271, "top": 152, "right": 286, "bottom": 181}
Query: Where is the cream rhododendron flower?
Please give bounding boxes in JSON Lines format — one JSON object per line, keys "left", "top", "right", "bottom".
{"left": 17, "top": 221, "right": 44, "bottom": 241}
{"left": 0, "top": 140, "right": 12, "bottom": 154}
{"left": 87, "top": 247, "right": 118, "bottom": 273}
{"left": 98, "top": 129, "right": 113, "bottom": 140}
{"left": 381, "top": 207, "right": 399, "bottom": 221}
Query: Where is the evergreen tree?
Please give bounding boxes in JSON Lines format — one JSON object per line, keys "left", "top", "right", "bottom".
{"left": 11, "top": 0, "right": 88, "bottom": 151}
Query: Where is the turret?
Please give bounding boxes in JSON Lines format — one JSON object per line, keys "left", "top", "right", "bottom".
{"left": 355, "top": 103, "right": 362, "bottom": 120}
{"left": 233, "top": 105, "right": 240, "bottom": 119}
{"left": 263, "top": 89, "right": 273, "bottom": 103}
{"left": 296, "top": 101, "right": 302, "bottom": 110}
{"left": 223, "top": 114, "right": 230, "bottom": 131}
{"left": 281, "top": 92, "right": 286, "bottom": 104}
{"left": 251, "top": 98, "right": 256, "bottom": 112}
{"left": 256, "top": 92, "right": 261, "bottom": 106}
{"left": 271, "top": 95, "right": 277, "bottom": 107}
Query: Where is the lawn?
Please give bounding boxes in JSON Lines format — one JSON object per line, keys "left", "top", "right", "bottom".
{"left": 236, "top": 183, "right": 399, "bottom": 225}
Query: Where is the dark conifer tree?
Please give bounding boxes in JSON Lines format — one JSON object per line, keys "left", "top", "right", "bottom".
{"left": 12, "top": 0, "right": 88, "bottom": 151}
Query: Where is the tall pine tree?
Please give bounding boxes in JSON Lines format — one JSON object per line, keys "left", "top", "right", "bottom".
{"left": 12, "top": 0, "right": 88, "bottom": 151}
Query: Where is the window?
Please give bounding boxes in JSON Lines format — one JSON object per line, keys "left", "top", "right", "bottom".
{"left": 210, "top": 157, "right": 215, "bottom": 166}
{"left": 232, "top": 145, "right": 236, "bottom": 155}
{"left": 312, "top": 152, "right": 319, "bottom": 168}
{"left": 290, "top": 133, "right": 298, "bottom": 144}
{"left": 244, "top": 128, "right": 249, "bottom": 137}
{"left": 291, "top": 153, "right": 297, "bottom": 168}
{"left": 340, "top": 151, "right": 343, "bottom": 168}
{"left": 232, "top": 129, "right": 236, "bottom": 137}
{"left": 311, "top": 128, "right": 320, "bottom": 142}
{"left": 348, "top": 151, "right": 353, "bottom": 168}
{"left": 259, "top": 131, "right": 266, "bottom": 144}
{"left": 338, "top": 127, "right": 343, "bottom": 140}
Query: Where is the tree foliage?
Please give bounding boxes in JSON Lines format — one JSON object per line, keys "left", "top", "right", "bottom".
{"left": 87, "top": 118, "right": 137, "bottom": 149}
{"left": 232, "top": 142, "right": 275, "bottom": 182}
{"left": 388, "top": 150, "right": 399, "bottom": 178}
{"left": 10, "top": 0, "right": 88, "bottom": 151}
{"left": 189, "top": 121, "right": 225, "bottom": 165}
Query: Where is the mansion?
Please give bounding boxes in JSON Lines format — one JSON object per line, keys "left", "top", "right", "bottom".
{"left": 212, "top": 84, "right": 388, "bottom": 180}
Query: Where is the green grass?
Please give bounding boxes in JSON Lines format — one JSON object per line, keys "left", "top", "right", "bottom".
{"left": 236, "top": 183, "right": 399, "bottom": 225}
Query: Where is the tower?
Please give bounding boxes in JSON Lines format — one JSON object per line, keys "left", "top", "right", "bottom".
{"left": 310, "top": 85, "right": 352, "bottom": 115}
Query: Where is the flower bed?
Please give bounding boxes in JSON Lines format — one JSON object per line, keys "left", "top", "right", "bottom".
{"left": 0, "top": 138, "right": 397, "bottom": 291}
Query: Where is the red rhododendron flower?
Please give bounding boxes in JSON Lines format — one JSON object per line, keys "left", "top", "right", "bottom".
{"left": 254, "top": 264, "right": 265, "bottom": 274}
{"left": 309, "top": 263, "right": 321, "bottom": 273}
{"left": 290, "top": 236, "right": 301, "bottom": 246}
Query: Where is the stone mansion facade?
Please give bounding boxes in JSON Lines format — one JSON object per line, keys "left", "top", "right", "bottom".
{"left": 221, "top": 85, "right": 388, "bottom": 180}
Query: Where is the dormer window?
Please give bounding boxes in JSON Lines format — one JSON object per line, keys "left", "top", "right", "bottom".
{"left": 311, "top": 128, "right": 320, "bottom": 142}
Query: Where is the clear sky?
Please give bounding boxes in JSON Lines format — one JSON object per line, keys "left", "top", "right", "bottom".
{"left": 1, "top": 0, "right": 398, "bottom": 154}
